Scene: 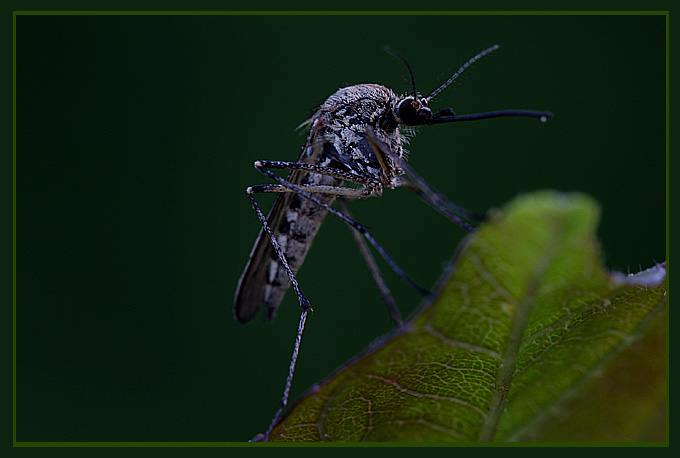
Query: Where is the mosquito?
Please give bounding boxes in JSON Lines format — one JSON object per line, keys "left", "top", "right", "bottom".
{"left": 233, "top": 44, "right": 552, "bottom": 441}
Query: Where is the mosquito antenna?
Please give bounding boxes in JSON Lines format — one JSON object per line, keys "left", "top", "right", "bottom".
{"left": 385, "top": 46, "right": 418, "bottom": 96}
{"left": 426, "top": 44, "right": 500, "bottom": 102}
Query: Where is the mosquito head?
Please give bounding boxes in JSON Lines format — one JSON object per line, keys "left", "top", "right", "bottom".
{"left": 387, "top": 45, "right": 552, "bottom": 127}
{"left": 386, "top": 45, "right": 502, "bottom": 127}
{"left": 394, "top": 96, "right": 432, "bottom": 126}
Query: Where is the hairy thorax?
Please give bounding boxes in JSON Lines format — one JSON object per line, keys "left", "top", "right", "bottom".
{"left": 314, "top": 84, "right": 408, "bottom": 182}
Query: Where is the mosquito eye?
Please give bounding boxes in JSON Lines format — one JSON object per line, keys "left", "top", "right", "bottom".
{"left": 396, "top": 98, "right": 430, "bottom": 126}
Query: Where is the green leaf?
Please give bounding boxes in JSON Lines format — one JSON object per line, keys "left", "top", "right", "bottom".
{"left": 267, "top": 191, "right": 667, "bottom": 442}
{"left": 530, "top": 308, "right": 666, "bottom": 442}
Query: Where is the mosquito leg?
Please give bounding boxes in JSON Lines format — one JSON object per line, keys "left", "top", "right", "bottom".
{"left": 365, "top": 127, "right": 481, "bottom": 232}
{"left": 336, "top": 199, "right": 403, "bottom": 327}
{"left": 393, "top": 177, "right": 485, "bottom": 223}
{"left": 254, "top": 162, "right": 430, "bottom": 296}
{"left": 257, "top": 160, "right": 374, "bottom": 185}
{"left": 248, "top": 183, "right": 374, "bottom": 197}
{"left": 405, "top": 180, "right": 476, "bottom": 232}
{"left": 262, "top": 307, "right": 309, "bottom": 441}
{"left": 245, "top": 189, "right": 312, "bottom": 441}
{"left": 246, "top": 190, "right": 311, "bottom": 312}
{"left": 249, "top": 161, "right": 427, "bottom": 440}
{"left": 394, "top": 176, "right": 478, "bottom": 232}
{"left": 246, "top": 167, "right": 414, "bottom": 439}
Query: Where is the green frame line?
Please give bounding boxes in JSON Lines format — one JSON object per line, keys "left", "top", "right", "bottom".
{"left": 12, "top": 10, "right": 669, "bottom": 447}
{"left": 13, "top": 10, "right": 671, "bottom": 15}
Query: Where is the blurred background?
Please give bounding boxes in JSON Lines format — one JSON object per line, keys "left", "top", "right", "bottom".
{"left": 16, "top": 14, "right": 665, "bottom": 442}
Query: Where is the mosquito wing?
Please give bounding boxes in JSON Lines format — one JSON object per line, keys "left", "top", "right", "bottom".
{"left": 233, "top": 122, "right": 341, "bottom": 324}
{"left": 233, "top": 190, "right": 298, "bottom": 323}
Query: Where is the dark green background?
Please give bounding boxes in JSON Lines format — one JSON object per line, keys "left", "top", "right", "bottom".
{"left": 16, "top": 14, "right": 665, "bottom": 442}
